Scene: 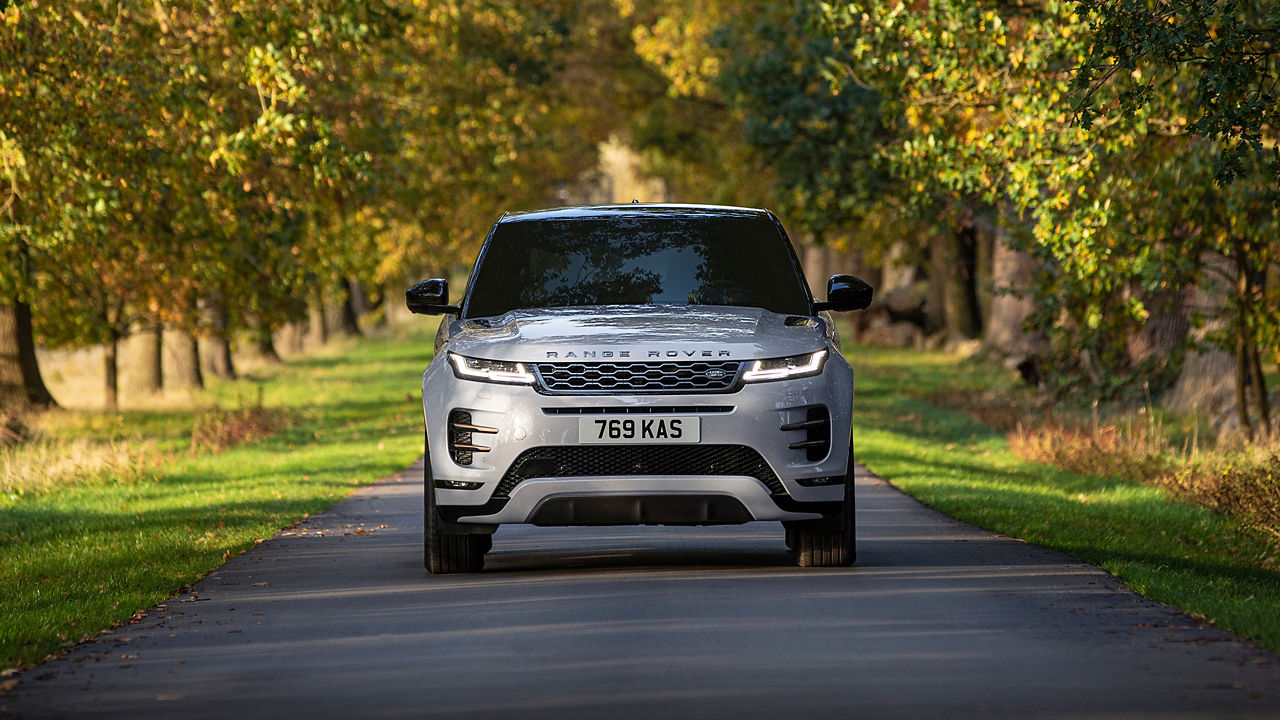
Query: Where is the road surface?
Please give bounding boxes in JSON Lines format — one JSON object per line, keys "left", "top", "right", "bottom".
{"left": 4, "top": 461, "right": 1280, "bottom": 719}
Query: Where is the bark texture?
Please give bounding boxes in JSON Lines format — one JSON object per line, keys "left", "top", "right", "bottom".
{"left": 984, "top": 236, "right": 1045, "bottom": 357}
{"left": 280, "top": 322, "right": 306, "bottom": 354}
{"left": 204, "top": 295, "right": 236, "bottom": 380}
{"left": 168, "top": 329, "right": 204, "bottom": 390}
{"left": 0, "top": 300, "right": 56, "bottom": 410}
{"left": 133, "top": 322, "right": 163, "bottom": 394}
{"left": 104, "top": 330, "right": 120, "bottom": 411}
{"left": 930, "top": 223, "right": 982, "bottom": 340}
{"left": 1126, "top": 287, "right": 1191, "bottom": 368}
{"left": 336, "top": 278, "right": 362, "bottom": 337}
{"left": 251, "top": 317, "right": 282, "bottom": 363}
{"left": 802, "top": 240, "right": 831, "bottom": 300}
{"left": 308, "top": 288, "right": 329, "bottom": 347}
{"left": 1163, "top": 254, "right": 1234, "bottom": 421}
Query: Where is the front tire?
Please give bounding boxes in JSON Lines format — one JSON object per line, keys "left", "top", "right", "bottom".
{"left": 424, "top": 442, "right": 485, "bottom": 574}
{"left": 787, "top": 445, "right": 855, "bottom": 568}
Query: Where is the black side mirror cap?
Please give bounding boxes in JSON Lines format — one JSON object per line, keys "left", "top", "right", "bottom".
{"left": 813, "top": 274, "right": 873, "bottom": 312}
{"left": 406, "top": 278, "right": 461, "bottom": 315}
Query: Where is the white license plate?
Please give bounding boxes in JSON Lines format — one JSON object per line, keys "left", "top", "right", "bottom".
{"left": 579, "top": 416, "right": 701, "bottom": 444}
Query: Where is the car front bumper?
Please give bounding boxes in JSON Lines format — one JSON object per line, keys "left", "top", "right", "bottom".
{"left": 422, "top": 353, "right": 854, "bottom": 525}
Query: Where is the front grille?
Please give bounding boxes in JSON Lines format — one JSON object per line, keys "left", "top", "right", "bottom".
{"left": 542, "top": 405, "right": 734, "bottom": 415}
{"left": 534, "top": 361, "right": 741, "bottom": 394}
{"left": 495, "top": 444, "right": 784, "bottom": 497}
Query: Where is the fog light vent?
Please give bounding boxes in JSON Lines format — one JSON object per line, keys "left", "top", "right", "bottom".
{"left": 448, "top": 410, "right": 497, "bottom": 466}
{"left": 781, "top": 406, "right": 831, "bottom": 462}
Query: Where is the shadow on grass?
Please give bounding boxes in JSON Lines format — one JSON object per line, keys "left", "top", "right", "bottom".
{"left": 857, "top": 447, "right": 1280, "bottom": 598}
{"left": 860, "top": 446, "right": 1149, "bottom": 496}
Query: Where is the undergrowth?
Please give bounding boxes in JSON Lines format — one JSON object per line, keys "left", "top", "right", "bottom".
{"left": 189, "top": 402, "right": 294, "bottom": 455}
{"left": 927, "top": 376, "right": 1280, "bottom": 548}
{"left": 3, "top": 391, "right": 294, "bottom": 500}
{"left": 2, "top": 434, "right": 158, "bottom": 499}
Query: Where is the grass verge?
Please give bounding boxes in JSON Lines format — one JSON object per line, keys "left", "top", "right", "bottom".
{"left": 0, "top": 326, "right": 433, "bottom": 669}
{"left": 849, "top": 344, "right": 1280, "bottom": 651}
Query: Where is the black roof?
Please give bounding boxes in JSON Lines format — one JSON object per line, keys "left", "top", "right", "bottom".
{"left": 498, "top": 203, "right": 773, "bottom": 223}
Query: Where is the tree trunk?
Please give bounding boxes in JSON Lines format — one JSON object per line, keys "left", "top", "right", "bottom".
{"left": 384, "top": 281, "right": 404, "bottom": 327}
{"left": 984, "top": 233, "right": 1044, "bottom": 357}
{"left": 281, "top": 321, "right": 306, "bottom": 354}
{"left": 363, "top": 284, "right": 386, "bottom": 328}
{"left": 0, "top": 299, "right": 56, "bottom": 410}
{"left": 104, "top": 330, "right": 120, "bottom": 412}
{"left": 1236, "top": 329, "right": 1253, "bottom": 441}
{"left": 0, "top": 302, "right": 28, "bottom": 412}
{"left": 206, "top": 336, "right": 236, "bottom": 379}
{"left": 801, "top": 237, "right": 829, "bottom": 300}
{"left": 931, "top": 221, "right": 982, "bottom": 341}
{"left": 1126, "top": 286, "right": 1191, "bottom": 372}
{"left": 255, "top": 333, "right": 282, "bottom": 362}
{"left": 1163, "top": 253, "right": 1234, "bottom": 420}
{"left": 309, "top": 288, "right": 329, "bottom": 347}
{"left": 251, "top": 317, "right": 282, "bottom": 363}
{"left": 844, "top": 246, "right": 882, "bottom": 294}
{"left": 974, "top": 220, "right": 995, "bottom": 330}
{"left": 880, "top": 242, "right": 918, "bottom": 295}
{"left": 169, "top": 329, "right": 204, "bottom": 390}
{"left": 336, "top": 278, "right": 362, "bottom": 337}
{"left": 1247, "top": 260, "right": 1271, "bottom": 439}
{"left": 1234, "top": 253, "right": 1254, "bottom": 441}
{"left": 204, "top": 295, "right": 236, "bottom": 380}
{"left": 925, "top": 234, "right": 947, "bottom": 334}
{"left": 135, "top": 321, "right": 163, "bottom": 394}
{"left": 1249, "top": 336, "right": 1271, "bottom": 440}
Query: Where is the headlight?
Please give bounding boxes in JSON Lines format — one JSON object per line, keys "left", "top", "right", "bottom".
{"left": 448, "top": 353, "right": 535, "bottom": 385}
{"left": 742, "top": 349, "right": 827, "bottom": 383}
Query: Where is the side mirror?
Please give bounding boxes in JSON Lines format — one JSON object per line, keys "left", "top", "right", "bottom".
{"left": 813, "top": 274, "right": 873, "bottom": 312}
{"left": 406, "top": 278, "right": 460, "bottom": 315}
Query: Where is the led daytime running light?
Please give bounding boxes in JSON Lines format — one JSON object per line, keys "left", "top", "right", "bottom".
{"left": 742, "top": 350, "right": 827, "bottom": 382}
{"left": 448, "top": 353, "right": 535, "bottom": 385}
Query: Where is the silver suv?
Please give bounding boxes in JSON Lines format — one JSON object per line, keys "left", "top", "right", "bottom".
{"left": 407, "top": 204, "right": 872, "bottom": 573}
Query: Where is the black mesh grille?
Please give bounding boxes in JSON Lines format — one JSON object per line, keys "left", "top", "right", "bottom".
{"left": 496, "top": 444, "right": 784, "bottom": 497}
{"left": 542, "top": 405, "right": 734, "bottom": 415}
{"left": 534, "top": 361, "right": 741, "bottom": 393}
{"left": 448, "top": 409, "right": 474, "bottom": 466}
{"left": 800, "top": 406, "right": 831, "bottom": 461}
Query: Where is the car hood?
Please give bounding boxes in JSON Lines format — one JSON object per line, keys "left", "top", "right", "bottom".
{"left": 443, "top": 305, "right": 831, "bottom": 363}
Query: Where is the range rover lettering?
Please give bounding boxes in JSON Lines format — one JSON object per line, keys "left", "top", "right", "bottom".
{"left": 407, "top": 204, "right": 873, "bottom": 573}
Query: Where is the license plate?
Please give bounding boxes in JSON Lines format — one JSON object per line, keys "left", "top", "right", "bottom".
{"left": 579, "top": 416, "right": 701, "bottom": 444}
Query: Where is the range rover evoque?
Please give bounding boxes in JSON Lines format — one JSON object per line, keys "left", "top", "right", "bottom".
{"left": 406, "top": 204, "right": 873, "bottom": 573}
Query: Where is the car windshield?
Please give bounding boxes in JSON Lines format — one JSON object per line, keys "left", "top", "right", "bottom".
{"left": 463, "top": 211, "right": 811, "bottom": 318}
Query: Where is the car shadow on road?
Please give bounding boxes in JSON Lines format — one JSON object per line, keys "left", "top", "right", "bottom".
{"left": 475, "top": 526, "right": 800, "bottom": 575}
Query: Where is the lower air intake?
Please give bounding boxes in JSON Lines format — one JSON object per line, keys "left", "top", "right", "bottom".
{"left": 496, "top": 444, "right": 784, "bottom": 497}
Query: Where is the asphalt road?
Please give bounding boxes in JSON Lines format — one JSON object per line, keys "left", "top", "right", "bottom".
{"left": 5, "top": 461, "right": 1280, "bottom": 719}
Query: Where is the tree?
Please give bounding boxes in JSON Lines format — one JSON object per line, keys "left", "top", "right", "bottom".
{"left": 1073, "top": 0, "right": 1280, "bottom": 196}
{"left": 1071, "top": 0, "right": 1280, "bottom": 436}
{"left": 0, "top": 129, "right": 54, "bottom": 409}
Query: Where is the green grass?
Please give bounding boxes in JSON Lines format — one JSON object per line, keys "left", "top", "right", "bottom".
{"left": 849, "top": 344, "right": 1280, "bottom": 650}
{"left": 0, "top": 326, "right": 435, "bottom": 668}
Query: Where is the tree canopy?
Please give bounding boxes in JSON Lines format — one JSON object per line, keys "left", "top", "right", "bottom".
{"left": 2, "top": 0, "right": 1278, "bottom": 437}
